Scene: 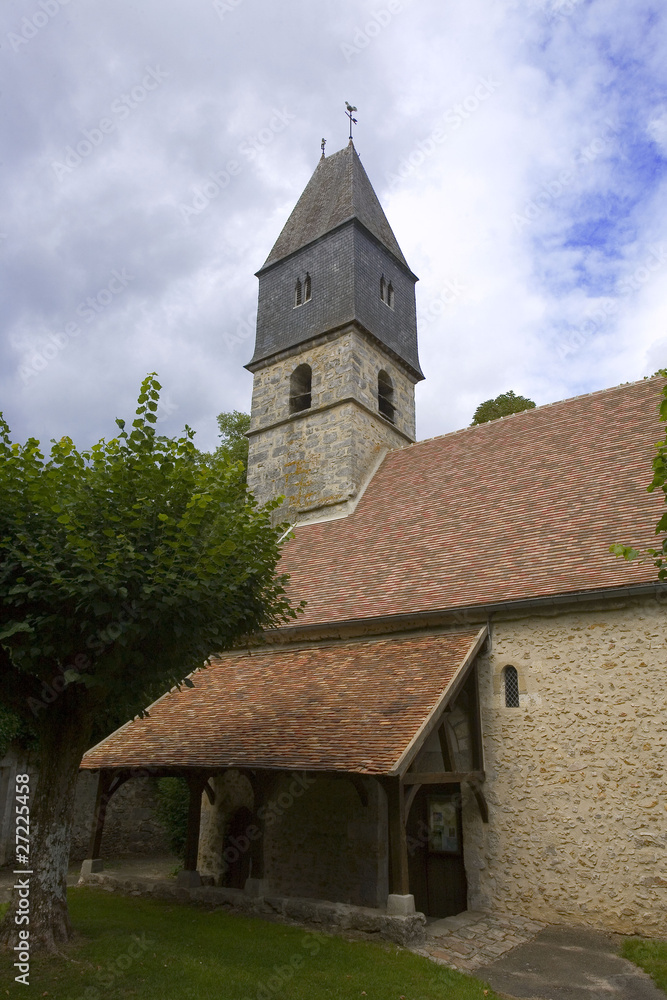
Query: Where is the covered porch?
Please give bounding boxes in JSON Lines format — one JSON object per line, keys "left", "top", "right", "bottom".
{"left": 80, "top": 626, "right": 489, "bottom": 918}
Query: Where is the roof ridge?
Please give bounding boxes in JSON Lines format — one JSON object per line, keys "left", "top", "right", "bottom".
{"left": 409, "top": 374, "right": 665, "bottom": 451}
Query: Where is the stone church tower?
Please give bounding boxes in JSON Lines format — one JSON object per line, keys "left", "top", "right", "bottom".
{"left": 246, "top": 140, "right": 424, "bottom": 522}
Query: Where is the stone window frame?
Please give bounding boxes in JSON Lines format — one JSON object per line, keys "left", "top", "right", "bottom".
{"left": 377, "top": 369, "right": 395, "bottom": 423}
{"left": 494, "top": 663, "right": 527, "bottom": 709}
{"left": 289, "top": 363, "right": 312, "bottom": 414}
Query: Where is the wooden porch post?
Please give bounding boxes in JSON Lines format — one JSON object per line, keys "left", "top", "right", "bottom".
{"left": 382, "top": 776, "right": 414, "bottom": 914}
{"left": 80, "top": 769, "right": 132, "bottom": 876}
{"left": 80, "top": 769, "right": 113, "bottom": 875}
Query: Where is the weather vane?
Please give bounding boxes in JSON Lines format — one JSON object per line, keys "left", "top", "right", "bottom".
{"left": 321, "top": 137, "right": 326, "bottom": 158}
{"left": 345, "top": 102, "right": 358, "bottom": 141}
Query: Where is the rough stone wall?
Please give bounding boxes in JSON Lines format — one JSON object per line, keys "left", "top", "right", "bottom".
{"left": 464, "top": 599, "right": 667, "bottom": 936}
{"left": 198, "top": 770, "right": 254, "bottom": 883}
{"left": 265, "top": 774, "right": 387, "bottom": 908}
{"left": 197, "top": 770, "right": 389, "bottom": 907}
{"left": 69, "top": 772, "right": 171, "bottom": 860}
{"left": 247, "top": 327, "right": 415, "bottom": 513}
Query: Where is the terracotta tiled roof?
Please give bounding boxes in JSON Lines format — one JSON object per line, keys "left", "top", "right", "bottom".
{"left": 280, "top": 376, "right": 667, "bottom": 626}
{"left": 81, "top": 630, "right": 480, "bottom": 774}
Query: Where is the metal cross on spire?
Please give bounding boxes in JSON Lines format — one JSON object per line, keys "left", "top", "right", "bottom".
{"left": 345, "top": 102, "right": 358, "bottom": 141}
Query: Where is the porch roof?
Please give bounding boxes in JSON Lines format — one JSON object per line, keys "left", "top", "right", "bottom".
{"left": 80, "top": 628, "right": 484, "bottom": 776}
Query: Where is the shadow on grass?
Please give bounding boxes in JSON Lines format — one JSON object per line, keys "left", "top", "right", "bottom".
{"left": 0, "top": 888, "right": 502, "bottom": 999}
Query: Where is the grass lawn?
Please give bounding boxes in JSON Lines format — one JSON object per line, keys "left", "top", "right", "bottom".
{"left": 0, "top": 888, "right": 502, "bottom": 999}
{"left": 620, "top": 937, "right": 667, "bottom": 995}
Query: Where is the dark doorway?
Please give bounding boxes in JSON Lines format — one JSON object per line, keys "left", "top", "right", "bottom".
{"left": 406, "top": 784, "right": 467, "bottom": 918}
{"left": 222, "top": 806, "right": 253, "bottom": 889}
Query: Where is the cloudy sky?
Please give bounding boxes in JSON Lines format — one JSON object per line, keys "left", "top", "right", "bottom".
{"left": 2, "top": 0, "right": 667, "bottom": 452}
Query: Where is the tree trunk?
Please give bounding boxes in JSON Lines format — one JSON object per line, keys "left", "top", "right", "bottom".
{"left": 0, "top": 699, "right": 93, "bottom": 953}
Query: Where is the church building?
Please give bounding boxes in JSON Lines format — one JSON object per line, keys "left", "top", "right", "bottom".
{"left": 81, "top": 140, "right": 667, "bottom": 937}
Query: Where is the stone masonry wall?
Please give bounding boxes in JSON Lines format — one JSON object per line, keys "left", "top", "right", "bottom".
{"left": 197, "top": 770, "right": 389, "bottom": 907}
{"left": 70, "top": 772, "right": 170, "bottom": 860}
{"left": 463, "top": 599, "right": 667, "bottom": 936}
{"left": 265, "top": 774, "right": 388, "bottom": 908}
{"left": 247, "top": 327, "right": 415, "bottom": 513}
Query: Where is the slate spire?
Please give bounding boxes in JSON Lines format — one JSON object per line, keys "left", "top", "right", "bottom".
{"left": 260, "top": 141, "right": 410, "bottom": 272}
{"left": 249, "top": 142, "right": 422, "bottom": 380}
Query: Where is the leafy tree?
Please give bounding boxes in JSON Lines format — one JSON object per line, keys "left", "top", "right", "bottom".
{"left": 0, "top": 705, "right": 36, "bottom": 761}
{"left": 471, "top": 390, "right": 536, "bottom": 425}
{"left": 0, "top": 375, "right": 298, "bottom": 951}
{"left": 214, "top": 411, "right": 250, "bottom": 475}
{"left": 153, "top": 777, "right": 190, "bottom": 861}
{"left": 611, "top": 369, "right": 667, "bottom": 578}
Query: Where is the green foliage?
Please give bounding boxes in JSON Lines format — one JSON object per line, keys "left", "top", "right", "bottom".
{"left": 153, "top": 777, "right": 189, "bottom": 860}
{"left": 0, "top": 888, "right": 503, "bottom": 998}
{"left": 471, "top": 390, "right": 536, "bottom": 425}
{"left": 620, "top": 937, "right": 667, "bottom": 992}
{"left": 0, "top": 706, "right": 36, "bottom": 760}
{"left": 214, "top": 411, "right": 250, "bottom": 475}
{"left": 610, "top": 369, "right": 667, "bottom": 580}
{"left": 0, "top": 374, "right": 300, "bottom": 735}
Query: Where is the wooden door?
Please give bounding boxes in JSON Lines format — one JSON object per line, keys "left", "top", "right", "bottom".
{"left": 406, "top": 785, "right": 467, "bottom": 918}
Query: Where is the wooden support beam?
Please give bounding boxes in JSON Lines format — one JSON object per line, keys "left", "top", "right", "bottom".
{"left": 348, "top": 774, "right": 369, "bottom": 807}
{"left": 86, "top": 770, "right": 133, "bottom": 859}
{"left": 88, "top": 770, "right": 113, "bottom": 859}
{"left": 203, "top": 780, "right": 216, "bottom": 806}
{"left": 183, "top": 773, "right": 208, "bottom": 872}
{"left": 381, "top": 777, "right": 409, "bottom": 896}
{"left": 404, "top": 782, "right": 422, "bottom": 821}
{"left": 402, "top": 770, "right": 485, "bottom": 785}
{"left": 470, "top": 782, "right": 489, "bottom": 823}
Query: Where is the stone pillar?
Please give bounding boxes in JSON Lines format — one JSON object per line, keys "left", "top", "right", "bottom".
{"left": 244, "top": 771, "right": 272, "bottom": 896}
{"left": 177, "top": 772, "right": 207, "bottom": 888}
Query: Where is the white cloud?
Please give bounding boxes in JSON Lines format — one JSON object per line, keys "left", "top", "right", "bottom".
{"left": 0, "top": 0, "right": 666, "bottom": 450}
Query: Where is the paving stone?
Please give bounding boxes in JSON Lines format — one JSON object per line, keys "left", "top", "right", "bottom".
{"left": 484, "top": 927, "right": 507, "bottom": 941}
{"left": 446, "top": 939, "right": 474, "bottom": 956}
{"left": 482, "top": 940, "right": 514, "bottom": 957}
